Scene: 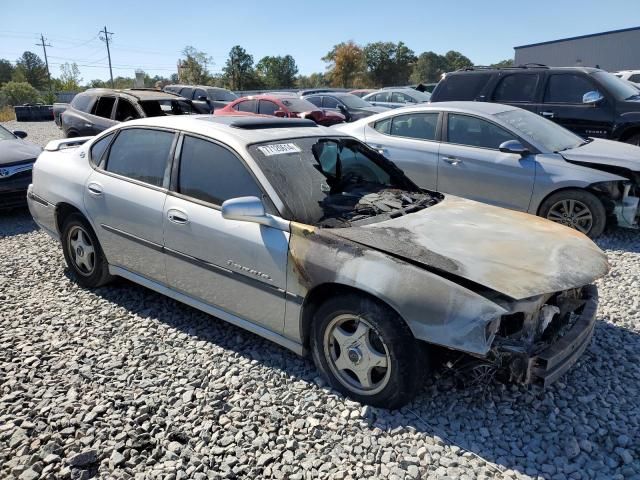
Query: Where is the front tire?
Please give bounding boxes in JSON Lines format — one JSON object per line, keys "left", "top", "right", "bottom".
{"left": 538, "top": 189, "right": 606, "bottom": 238}
{"left": 310, "top": 294, "right": 427, "bottom": 409}
{"left": 61, "top": 213, "right": 113, "bottom": 288}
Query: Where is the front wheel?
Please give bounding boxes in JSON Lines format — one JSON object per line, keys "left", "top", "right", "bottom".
{"left": 310, "top": 294, "right": 427, "bottom": 409}
{"left": 538, "top": 189, "right": 606, "bottom": 238}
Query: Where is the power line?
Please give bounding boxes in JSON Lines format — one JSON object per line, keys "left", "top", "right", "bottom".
{"left": 35, "top": 34, "right": 52, "bottom": 93}
{"left": 98, "top": 26, "right": 114, "bottom": 88}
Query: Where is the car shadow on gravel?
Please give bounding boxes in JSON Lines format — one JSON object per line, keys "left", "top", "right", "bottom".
{"left": 88, "top": 275, "right": 640, "bottom": 479}
{"left": 0, "top": 207, "right": 38, "bottom": 238}
{"left": 597, "top": 228, "right": 640, "bottom": 253}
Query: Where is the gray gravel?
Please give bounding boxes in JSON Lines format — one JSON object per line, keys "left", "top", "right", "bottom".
{"left": 1, "top": 122, "right": 639, "bottom": 479}
{"left": 3, "top": 120, "right": 63, "bottom": 148}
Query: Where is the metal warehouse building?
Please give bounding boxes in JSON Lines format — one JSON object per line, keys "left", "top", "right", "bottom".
{"left": 514, "top": 26, "right": 640, "bottom": 71}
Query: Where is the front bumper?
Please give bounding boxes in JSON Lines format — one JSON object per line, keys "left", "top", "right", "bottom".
{"left": 0, "top": 171, "right": 32, "bottom": 208}
{"left": 499, "top": 284, "right": 598, "bottom": 387}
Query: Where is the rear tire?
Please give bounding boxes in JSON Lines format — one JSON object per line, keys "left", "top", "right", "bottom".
{"left": 61, "top": 213, "right": 113, "bottom": 288}
{"left": 310, "top": 294, "right": 427, "bottom": 409}
{"left": 538, "top": 189, "right": 606, "bottom": 238}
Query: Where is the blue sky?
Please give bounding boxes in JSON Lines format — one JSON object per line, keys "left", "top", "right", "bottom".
{"left": 1, "top": 0, "right": 637, "bottom": 81}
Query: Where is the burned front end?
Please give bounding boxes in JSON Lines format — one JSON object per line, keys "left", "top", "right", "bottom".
{"left": 488, "top": 284, "right": 598, "bottom": 387}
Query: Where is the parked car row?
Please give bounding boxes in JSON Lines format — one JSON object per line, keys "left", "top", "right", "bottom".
{"left": 27, "top": 115, "right": 609, "bottom": 408}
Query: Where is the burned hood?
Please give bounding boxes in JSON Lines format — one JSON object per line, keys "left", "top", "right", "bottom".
{"left": 329, "top": 196, "right": 609, "bottom": 300}
{"left": 560, "top": 138, "right": 640, "bottom": 172}
{"left": 0, "top": 139, "right": 42, "bottom": 166}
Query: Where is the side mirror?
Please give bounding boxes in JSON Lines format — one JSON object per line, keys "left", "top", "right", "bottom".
{"left": 274, "top": 110, "right": 287, "bottom": 118}
{"left": 582, "top": 91, "right": 604, "bottom": 105}
{"left": 221, "top": 196, "right": 289, "bottom": 231}
{"left": 499, "top": 140, "right": 530, "bottom": 156}
{"left": 13, "top": 130, "right": 27, "bottom": 139}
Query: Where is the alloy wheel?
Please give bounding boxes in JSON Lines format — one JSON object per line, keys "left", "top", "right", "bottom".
{"left": 546, "top": 199, "right": 593, "bottom": 234}
{"left": 67, "top": 225, "right": 96, "bottom": 276}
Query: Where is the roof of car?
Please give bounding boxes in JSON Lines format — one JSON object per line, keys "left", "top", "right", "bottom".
{"left": 165, "top": 84, "right": 231, "bottom": 91}
{"left": 450, "top": 66, "right": 602, "bottom": 74}
{"left": 364, "top": 101, "right": 516, "bottom": 118}
{"left": 116, "top": 115, "right": 346, "bottom": 148}
{"left": 84, "top": 88, "right": 185, "bottom": 101}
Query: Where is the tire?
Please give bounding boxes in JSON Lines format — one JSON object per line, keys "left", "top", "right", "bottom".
{"left": 538, "top": 189, "right": 606, "bottom": 238}
{"left": 310, "top": 294, "right": 427, "bottom": 409}
{"left": 61, "top": 213, "right": 113, "bottom": 288}
{"left": 625, "top": 133, "right": 640, "bottom": 146}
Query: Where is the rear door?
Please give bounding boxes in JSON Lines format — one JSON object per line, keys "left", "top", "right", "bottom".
{"left": 364, "top": 112, "right": 441, "bottom": 190}
{"left": 490, "top": 72, "right": 542, "bottom": 113}
{"left": 163, "top": 134, "right": 288, "bottom": 332}
{"left": 539, "top": 72, "right": 615, "bottom": 138}
{"left": 437, "top": 113, "right": 535, "bottom": 211}
{"left": 79, "top": 96, "right": 118, "bottom": 135}
{"left": 84, "top": 127, "right": 176, "bottom": 282}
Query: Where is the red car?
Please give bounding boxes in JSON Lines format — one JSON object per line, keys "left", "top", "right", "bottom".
{"left": 217, "top": 94, "right": 345, "bottom": 126}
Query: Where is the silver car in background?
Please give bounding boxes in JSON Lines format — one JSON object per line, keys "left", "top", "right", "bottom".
{"left": 27, "top": 116, "right": 608, "bottom": 408}
{"left": 363, "top": 88, "right": 431, "bottom": 109}
{"left": 336, "top": 102, "right": 640, "bottom": 237}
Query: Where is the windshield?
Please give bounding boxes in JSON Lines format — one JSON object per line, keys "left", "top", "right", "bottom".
{"left": 339, "top": 94, "right": 373, "bottom": 109}
{"left": 281, "top": 97, "right": 318, "bottom": 112}
{"left": 495, "top": 109, "right": 585, "bottom": 152}
{"left": 591, "top": 71, "right": 640, "bottom": 100}
{"left": 249, "top": 137, "right": 438, "bottom": 226}
{"left": 0, "top": 125, "right": 15, "bottom": 140}
{"left": 209, "top": 89, "right": 237, "bottom": 102}
{"left": 140, "top": 99, "right": 195, "bottom": 116}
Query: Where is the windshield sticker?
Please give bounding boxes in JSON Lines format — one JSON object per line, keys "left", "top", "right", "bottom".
{"left": 258, "top": 143, "right": 302, "bottom": 156}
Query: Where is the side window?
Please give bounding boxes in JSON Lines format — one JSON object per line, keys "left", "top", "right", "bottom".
{"left": 447, "top": 114, "right": 514, "bottom": 149}
{"left": 180, "top": 87, "right": 193, "bottom": 99}
{"left": 114, "top": 99, "right": 140, "bottom": 122}
{"left": 391, "top": 92, "right": 412, "bottom": 103}
{"left": 194, "top": 88, "right": 207, "bottom": 100}
{"left": 435, "top": 73, "right": 492, "bottom": 101}
{"left": 178, "top": 135, "right": 262, "bottom": 205}
{"left": 390, "top": 113, "right": 439, "bottom": 140}
{"left": 493, "top": 74, "right": 540, "bottom": 102}
{"left": 323, "top": 96, "right": 339, "bottom": 108}
{"left": 305, "top": 96, "right": 322, "bottom": 107}
{"left": 105, "top": 129, "right": 174, "bottom": 187}
{"left": 373, "top": 118, "right": 391, "bottom": 134}
{"left": 89, "top": 132, "right": 114, "bottom": 167}
{"left": 71, "top": 93, "right": 95, "bottom": 112}
{"left": 628, "top": 74, "right": 640, "bottom": 83}
{"left": 237, "top": 100, "right": 256, "bottom": 113}
{"left": 374, "top": 92, "right": 391, "bottom": 102}
{"left": 544, "top": 74, "right": 597, "bottom": 103}
{"left": 91, "top": 96, "right": 116, "bottom": 118}
{"left": 258, "top": 100, "right": 279, "bottom": 116}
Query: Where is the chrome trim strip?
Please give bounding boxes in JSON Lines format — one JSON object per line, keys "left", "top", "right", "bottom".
{"left": 100, "top": 224, "right": 164, "bottom": 252}
{"left": 27, "top": 191, "right": 48, "bottom": 206}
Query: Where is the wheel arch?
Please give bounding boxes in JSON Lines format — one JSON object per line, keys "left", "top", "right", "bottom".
{"left": 55, "top": 202, "right": 90, "bottom": 236}
{"left": 535, "top": 185, "right": 613, "bottom": 216}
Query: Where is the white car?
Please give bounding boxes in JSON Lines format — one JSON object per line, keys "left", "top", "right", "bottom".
{"left": 613, "top": 70, "right": 640, "bottom": 85}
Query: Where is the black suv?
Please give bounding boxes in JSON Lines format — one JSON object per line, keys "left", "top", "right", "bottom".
{"left": 164, "top": 85, "right": 238, "bottom": 113}
{"left": 56, "top": 89, "right": 195, "bottom": 138}
{"left": 431, "top": 65, "right": 640, "bottom": 145}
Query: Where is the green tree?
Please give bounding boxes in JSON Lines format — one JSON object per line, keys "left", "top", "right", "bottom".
{"left": 364, "top": 41, "right": 416, "bottom": 87}
{"left": 179, "top": 46, "right": 213, "bottom": 85}
{"left": 223, "top": 45, "right": 259, "bottom": 91}
{"left": 323, "top": 41, "right": 367, "bottom": 88}
{"left": 14, "top": 51, "right": 48, "bottom": 89}
{"left": 112, "top": 76, "right": 134, "bottom": 89}
{"left": 410, "top": 51, "right": 448, "bottom": 83}
{"left": 443, "top": 50, "right": 473, "bottom": 72}
{"left": 87, "top": 79, "right": 107, "bottom": 88}
{"left": 490, "top": 59, "right": 514, "bottom": 68}
{"left": 0, "top": 81, "right": 41, "bottom": 105}
{"left": 296, "top": 72, "right": 329, "bottom": 89}
{"left": 0, "top": 59, "right": 14, "bottom": 86}
{"left": 255, "top": 55, "right": 298, "bottom": 88}
{"left": 57, "top": 62, "right": 83, "bottom": 91}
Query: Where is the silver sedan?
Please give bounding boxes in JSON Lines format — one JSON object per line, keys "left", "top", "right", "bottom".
{"left": 336, "top": 101, "right": 640, "bottom": 237}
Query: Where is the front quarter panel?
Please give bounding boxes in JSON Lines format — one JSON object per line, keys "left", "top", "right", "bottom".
{"left": 285, "top": 223, "right": 507, "bottom": 356}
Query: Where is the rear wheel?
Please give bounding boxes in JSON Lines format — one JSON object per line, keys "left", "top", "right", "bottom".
{"left": 310, "top": 294, "right": 427, "bottom": 409}
{"left": 61, "top": 213, "right": 113, "bottom": 288}
{"left": 538, "top": 189, "right": 606, "bottom": 238}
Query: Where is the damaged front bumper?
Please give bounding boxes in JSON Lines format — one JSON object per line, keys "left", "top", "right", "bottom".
{"left": 613, "top": 183, "right": 640, "bottom": 228}
{"left": 495, "top": 284, "right": 598, "bottom": 387}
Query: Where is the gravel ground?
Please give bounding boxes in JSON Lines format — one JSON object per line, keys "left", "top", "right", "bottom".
{"left": 1, "top": 122, "right": 639, "bottom": 480}
{"left": 3, "top": 120, "right": 63, "bottom": 147}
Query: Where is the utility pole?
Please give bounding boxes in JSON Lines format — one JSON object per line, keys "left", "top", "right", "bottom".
{"left": 36, "top": 34, "right": 52, "bottom": 94}
{"left": 99, "top": 26, "right": 114, "bottom": 88}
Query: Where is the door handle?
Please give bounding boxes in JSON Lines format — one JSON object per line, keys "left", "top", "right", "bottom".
{"left": 167, "top": 209, "right": 189, "bottom": 225}
{"left": 87, "top": 182, "right": 103, "bottom": 196}
{"left": 443, "top": 156, "right": 462, "bottom": 165}
{"left": 540, "top": 111, "right": 555, "bottom": 118}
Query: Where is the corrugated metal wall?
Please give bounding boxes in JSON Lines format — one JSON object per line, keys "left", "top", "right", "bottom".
{"left": 515, "top": 29, "right": 640, "bottom": 71}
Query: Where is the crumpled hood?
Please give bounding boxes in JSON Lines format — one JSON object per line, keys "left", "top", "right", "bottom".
{"left": 329, "top": 196, "right": 609, "bottom": 300}
{"left": 0, "top": 139, "right": 42, "bottom": 166}
{"left": 560, "top": 138, "right": 640, "bottom": 172}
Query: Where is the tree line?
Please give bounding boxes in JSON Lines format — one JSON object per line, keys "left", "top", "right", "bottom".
{"left": 0, "top": 43, "right": 513, "bottom": 106}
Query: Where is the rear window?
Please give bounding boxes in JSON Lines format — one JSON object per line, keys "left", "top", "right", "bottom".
{"left": 493, "top": 74, "right": 540, "bottom": 102}
{"left": 432, "top": 73, "right": 492, "bottom": 101}
{"left": 71, "top": 93, "right": 95, "bottom": 112}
